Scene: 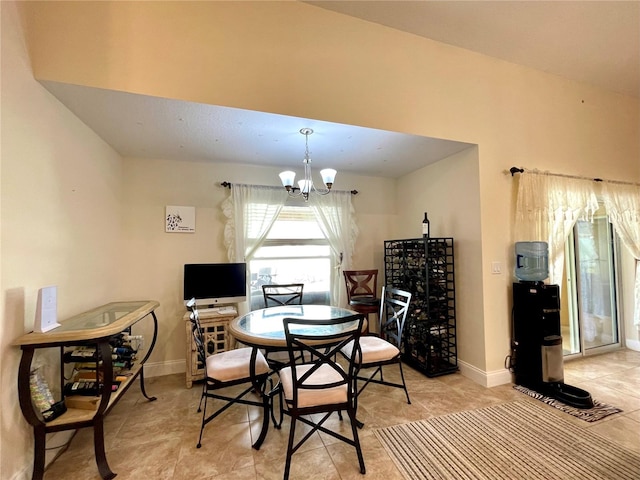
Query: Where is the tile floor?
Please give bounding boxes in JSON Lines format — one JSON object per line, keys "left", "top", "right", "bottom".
{"left": 43, "top": 349, "right": 640, "bottom": 479}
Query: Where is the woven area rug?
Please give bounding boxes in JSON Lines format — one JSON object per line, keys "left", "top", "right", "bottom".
{"left": 513, "top": 384, "right": 622, "bottom": 422}
{"left": 374, "top": 401, "right": 640, "bottom": 480}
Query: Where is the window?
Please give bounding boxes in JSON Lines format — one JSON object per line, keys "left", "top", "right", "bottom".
{"left": 249, "top": 205, "right": 331, "bottom": 310}
{"left": 222, "top": 184, "right": 357, "bottom": 310}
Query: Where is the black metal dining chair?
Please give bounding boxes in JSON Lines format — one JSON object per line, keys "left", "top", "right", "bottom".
{"left": 341, "top": 286, "right": 413, "bottom": 405}
{"left": 262, "top": 283, "right": 304, "bottom": 307}
{"left": 260, "top": 284, "right": 305, "bottom": 371}
{"left": 186, "top": 299, "right": 272, "bottom": 450}
{"left": 278, "top": 314, "right": 366, "bottom": 480}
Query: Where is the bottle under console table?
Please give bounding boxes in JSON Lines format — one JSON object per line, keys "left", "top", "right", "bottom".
{"left": 184, "top": 306, "right": 237, "bottom": 388}
{"left": 13, "top": 300, "right": 160, "bottom": 480}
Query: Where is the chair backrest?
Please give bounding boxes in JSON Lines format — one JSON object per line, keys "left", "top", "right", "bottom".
{"left": 186, "top": 298, "right": 206, "bottom": 365}
{"left": 378, "top": 287, "right": 412, "bottom": 348}
{"left": 283, "top": 314, "right": 365, "bottom": 408}
{"left": 262, "top": 283, "right": 304, "bottom": 307}
{"left": 343, "top": 270, "right": 378, "bottom": 302}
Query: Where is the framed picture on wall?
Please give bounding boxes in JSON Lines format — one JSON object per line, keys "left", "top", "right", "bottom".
{"left": 165, "top": 205, "right": 195, "bottom": 233}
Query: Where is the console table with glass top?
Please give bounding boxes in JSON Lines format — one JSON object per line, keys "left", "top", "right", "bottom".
{"left": 13, "top": 300, "right": 160, "bottom": 480}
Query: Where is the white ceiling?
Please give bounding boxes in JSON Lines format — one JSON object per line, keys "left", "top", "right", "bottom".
{"left": 42, "top": 80, "right": 473, "bottom": 178}
{"left": 42, "top": 1, "right": 639, "bottom": 179}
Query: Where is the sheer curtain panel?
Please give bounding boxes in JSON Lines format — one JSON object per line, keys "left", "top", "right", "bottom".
{"left": 309, "top": 191, "right": 359, "bottom": 306}
{"left": 601, "top": 182, "right": 640, "bottom": 326}
{"left": 222, "top": 184, "right": 285, "bottom": 262}
{"left": 514, "top": 171, "right": 599, "bottom": 285}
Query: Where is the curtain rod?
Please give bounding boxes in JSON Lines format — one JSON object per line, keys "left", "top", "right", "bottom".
{"left": 220, "top": 181, "right": 358, "bottom": 195}
{"left": 509, "top": 167, "right": 640, "bottom": 187}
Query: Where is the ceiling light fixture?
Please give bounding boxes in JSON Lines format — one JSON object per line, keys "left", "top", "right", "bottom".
{"left": 278, "top": 128, "right": 336, "bottom": 201}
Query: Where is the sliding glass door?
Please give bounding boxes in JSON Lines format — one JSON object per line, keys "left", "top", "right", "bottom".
{"left": 562, "top": 208, "right": 620, "bottom": 356}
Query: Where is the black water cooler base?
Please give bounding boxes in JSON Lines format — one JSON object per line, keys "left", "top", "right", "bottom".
{"left": 512, "top": 282, "right": 594, "bottom": 409}
{"left": 532, "top": 381, "right": 595, "bottom": 409}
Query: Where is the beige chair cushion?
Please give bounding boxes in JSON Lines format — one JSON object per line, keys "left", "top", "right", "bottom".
{"left": 341, "top": 336, "right": 399, "bottom": 364}
{"left": 279, "top": 364, "right": 347, "bottom": 408}
{"left": 206, "top": 347, "right": 269, "bottom": 382}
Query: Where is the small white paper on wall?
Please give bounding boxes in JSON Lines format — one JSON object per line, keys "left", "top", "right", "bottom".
{"left": 166, "top": 205, "right": 195, "bottom": 233}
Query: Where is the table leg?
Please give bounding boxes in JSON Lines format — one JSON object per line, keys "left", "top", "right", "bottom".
{"left": 94, "top": 417, "right": 116, "bottom": 479}
{"left": 31, "top": 425, "right": 46, "bottom": 480}
{"left": 267, "top": 374, "right": 283, "bottom": 429}
{"left": 136, "top": 312, "right": 158, "bottom": 401}
{"left": 251, "top": 388, "right": 271, "bottom": 450}
{"left": 138, "top": 366, "right": 157, "bottom": 402}
{"left": 249, "top": 347, "right": 270, "bottom": 450}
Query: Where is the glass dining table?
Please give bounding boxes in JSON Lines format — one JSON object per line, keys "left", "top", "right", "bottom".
{"left": 228, "top": 304, "right": 366, "bottom": 437}
{"left": 228, "top": 304, "right": 361, "bottom": 350}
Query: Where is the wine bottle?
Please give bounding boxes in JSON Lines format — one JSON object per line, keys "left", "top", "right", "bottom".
{"left": 422, "top": 212, "right": 430, "bottom": 238}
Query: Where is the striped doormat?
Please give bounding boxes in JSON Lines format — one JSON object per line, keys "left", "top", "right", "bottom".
{"left": 513, "top": 384, "right": 623, "bottom": 422}
{"left": 374, "top": 401, "right": 640, "bottom": 480}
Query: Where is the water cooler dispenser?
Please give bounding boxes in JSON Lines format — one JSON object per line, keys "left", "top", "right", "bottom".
{"left": 510, "top": 242, "right": 594, "bottom": 409}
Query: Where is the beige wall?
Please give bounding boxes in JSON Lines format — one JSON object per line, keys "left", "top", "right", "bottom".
{"left": 396, "top": 147, "right": 486, "bottom": 372}
{"left": 3, "top": 2, "right": 640, "bottom": 478}
{"left": 120, "top": 157, "right": 397, "bottom": 367}
{"left": 1, "top": 3, "right": 125, "bottom": 477}
{"left": 0, "top": 9, "right": 398, "bottom": 471}
{"left": 19, "top": 2, "right": 639, "bottom": 379}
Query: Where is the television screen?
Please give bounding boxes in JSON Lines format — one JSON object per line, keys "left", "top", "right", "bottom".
{"left": 183, "top": 263, "right": 247, "bottom": 306}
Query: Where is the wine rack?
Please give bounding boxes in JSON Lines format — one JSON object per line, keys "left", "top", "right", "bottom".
{"left": 384, "top": 237, "right": 457, "bottom": 377}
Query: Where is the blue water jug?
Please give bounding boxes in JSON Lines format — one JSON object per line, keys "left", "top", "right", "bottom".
{"left": 515, "top": 241, "right": 548, "bottom": 282}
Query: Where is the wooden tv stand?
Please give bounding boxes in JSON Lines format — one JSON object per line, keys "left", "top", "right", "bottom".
{"left": 13, "top": 300, "right": 160, "bottom": 480}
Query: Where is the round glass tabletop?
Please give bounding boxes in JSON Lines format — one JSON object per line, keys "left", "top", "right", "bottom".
{"left": 229, "top": 305, "right": 359, "bottom": 348}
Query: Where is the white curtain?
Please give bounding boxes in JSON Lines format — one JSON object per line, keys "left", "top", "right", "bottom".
{"left": 309, "top": 191, "right": 359, "bottom": 307}
{"left": 222, "top": 184, "right": 285, "bottom": 263}
{"left": 222, "top": 184, "right": 359, "bottom": 308}
{"left": 515, "top": 171, "right": 599, "bottom": 285}
{"left": 601, "top": 182, "right": 640, "bottom": 326}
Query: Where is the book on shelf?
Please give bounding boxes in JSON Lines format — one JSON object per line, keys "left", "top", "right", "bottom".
{"left": 63, "top": 380, "right": 121, "bottom": 396}
{"left": 63, "top": 346, "right": 97, "bottom": 363}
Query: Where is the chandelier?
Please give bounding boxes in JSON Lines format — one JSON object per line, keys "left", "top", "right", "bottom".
{"left": 278, "top": 128, "right": 337, "bottom": 201}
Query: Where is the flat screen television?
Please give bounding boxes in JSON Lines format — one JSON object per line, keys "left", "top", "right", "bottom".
{"left": 183, "top": 263, "right": 247, "bottom": 306}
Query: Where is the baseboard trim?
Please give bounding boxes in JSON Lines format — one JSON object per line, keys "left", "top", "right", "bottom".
{"left": 143, "top": 359, "right": 185, "bottom": 378}
{"left": 457, "top": 360, "right": 512, "bottom": 388}
{"left": 459, "top": 341, "right": 640, "bottom": 388}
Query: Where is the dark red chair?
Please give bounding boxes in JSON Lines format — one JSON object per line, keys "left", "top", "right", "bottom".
{"left": 343, "top": 269, "right": 380, "bottom": 333}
